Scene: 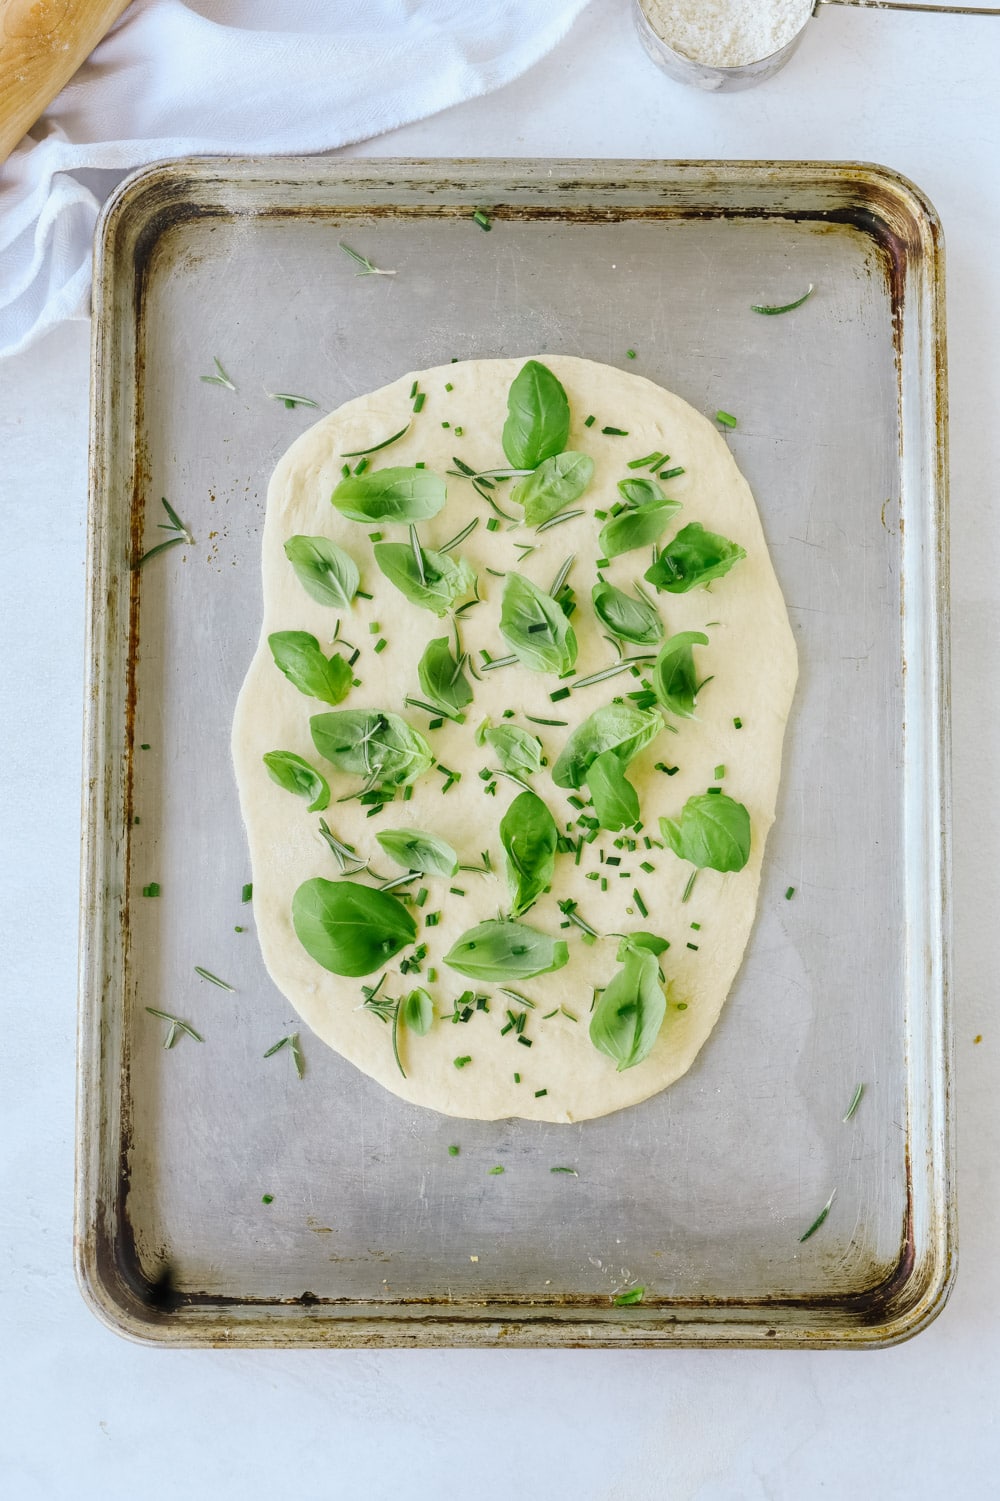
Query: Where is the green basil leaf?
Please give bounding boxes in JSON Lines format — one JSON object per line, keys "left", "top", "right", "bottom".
{"left": 292, "top": 877, "right": 416, "bottom": 977}
{"left": 283, "top": 534, "right": 359, "bottom": 608}
{"left": 375, "top": 827, "right": 459, "bottom": 877}
{"left": 268, "top": 631, "right": 353, "bottom": 705}
{"left": 586, "top": 749, "right": 639, "bottom": 832}
{"left": 499, "top": 789, "right": 558, "bottom": 917}
{"left": 591, "top": 581, "right": 663, "bottom": 646}
{"left": 589, "top": 946, "right": 665, "bottom": 1072}
{"left": 331, "top": 466, "right": 447, "bottom": 523}
{"left": 617, "top": 476, "right": 668, "bottom": 507}
{"left": 400, "top": 986, "right": 434, "bottom": 1036}
{"left": 417, "top": 637, "right": 473, "bottom": 714}
{"left": 599, "top": 498, "right": 681, "bottom": 560}
{"left": 653, "top": 630, "right": 710, "bottom": 718}
{"left": 616, "top": 931, "right": 670, "bottom": 960}
{"left": 310, "top": 710, "right": 432, "bottom": 787}
{"left": 552, "top": 703, "right": 662, "bottom": 789}
{"left": 262, "top": 750, "right": 330, "bottom": 812}
{"left": 499, "top": 571, "right": 578, "bottom": 675}
{"left": 659, "top": 791, "right": 751, "bottom": 872}
{"left": 644, "top": 522, "right": 746, "bottom": 593}
{"left": 373, "top": 541, "right": 475, "bottom": 617}
{"left": 483, "top": 724, "right": 544, "bottom": 777}
{"left": 512, "top": 451, "right": 594, "bottom": 527}
{"left": 501, "top": 361, "right": 571, "bottom": 470}
{"left": 443, "top": 919, "right": 569, "bottom": 983}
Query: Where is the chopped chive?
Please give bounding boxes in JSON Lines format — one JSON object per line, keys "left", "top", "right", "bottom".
{"left": 353, "top": 457, "right": 369, "bottom": 475}
{"left": 843, "top": 1084, "right": 865, "bottom": 1122}
{"left": 409, "top": 380, "right": 418, "bottom": 398}
{"left": 602, "top": 426, "right": 628, "bottom": 436}
{"left": 733, "top": 716, "right": 743, "bottom": 729}
{"left": 473, "top": 210, "right": 493, "bottom": 231}
{"left": 551, "top": 1166, "right": 578, "bottom": 1175}
{"left": 534, "top": 1088, "right": 548, "bottom": 1098}
{"left": 550, "top": 686, "right": 572, "bottom": 703}
{"left": 448, "top": 1144, "right": 460, "bottom": 1156}
{"left": 426, "top": 912, "right": 440, "bottom": 927}
{"left": 445, "top": 382, "right": 454, "bottom": 392}
{"left": 716, "top": 410, "right": 738, "bottom": 428}
{"left": 413, "top": 391, "right": 426, "bottom": 413}
{"left": 595, "top": 557, "right": 610, "bottom": 569}
{"left": 454, "top": 1055, "right": 472, "bottom": 1069}
{"left": 416, "top": 888, "right": 429, "bottom": 907}
{"left": 356, "top": 589, "right": 373, "bottom": 599}
{"left": 527, "top": 714, "right": 567, "bottom": 726}
{"left": 690, "top": 921, "right": 701, "bottom": 931}
{"left": 714, "top": 764, "right": 725, "bottom": 779}
{"left": 785, "top": 886, "right": 796, "bottom": 900}
{"left": 517, "top": 1035, "right": 533, "bottom": 1048}
{"left": 374, "top": 638, "right": 387, "bottom": 654}
{"left": 659, "top": 466, "right": 685, "bottom": 480}
{"left": 343, "top": 424, "right": 410, "bottom": 458}
{"left": 142, "top": 882, "right": 160, "bottom": 898}
{"left": 449, "top": 886, "right": 465, "bottom": 897}
{"left": 681, "top": 870, "right": 698, "bottom": 903}
{"left": 194, "top": 966, "right": 234, "bottom": 992}
{"left": 368, "top": 622, "right": 381, "bottom": 634}
{"left": 514, "top": 1072, "right": 521, "bottom": 1083}
{"left": 799, "top": 1189, "right": 836, "bottom": 1243}
{"left": 626, "top": 349, "right": 636, "bottom": 359}
{"left": 640, "top": 861, "right": 655, "bottom": 874}
{"left": 613, "top": 1286, "right": 645, "bottom": 1306}
{"left": 261, "top": 1194, "right": 274, "bottom": 1204}
{"left": 584, "top": 415, "right": 596, "bottom": 428}
{"left": 454, "top": 426, "right": 464, "bottom": 437}
{"left": 486, "top": 517, "right": 499, "bottom": 532}
{"left": 488, "top": 1165, "right": 504, "bottom": 1175}
{"left": 686, "top": 942, "right": 699, "bottom": 951}
{"left": 341, "top": 463, "right": 351, "bottom": 478}
{"left": 234, "top": 926, "right": 244, "bottom": 933}
{"left": 633, "top": 890, "right": 648, "bottom": 918}
{"left": 751, "top": 284, "right": 814, "bottom": 316}
{"left": 627, "top": 451, "right": 664, "bottom": 470}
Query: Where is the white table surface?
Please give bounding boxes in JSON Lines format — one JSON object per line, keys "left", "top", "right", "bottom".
{"left": 3, "top": 1, "right": 999, "bottom": 1495}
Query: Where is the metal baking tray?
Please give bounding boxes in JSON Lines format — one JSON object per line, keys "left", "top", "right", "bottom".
{"left": 77, "top": 158, "right": 952, "bottom": 1348}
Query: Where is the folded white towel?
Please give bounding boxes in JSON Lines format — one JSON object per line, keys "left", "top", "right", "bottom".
{"left": 0, "top": 0, "right": 591, "bottom": 358}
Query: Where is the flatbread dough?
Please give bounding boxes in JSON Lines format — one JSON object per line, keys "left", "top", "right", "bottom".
{"left": 232, "top": 357, "right": 797, "bottom": 1121}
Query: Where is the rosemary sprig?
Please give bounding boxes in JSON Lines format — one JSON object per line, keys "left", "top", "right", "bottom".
{"left": 339, "top": 241, "right": 396, "bottom": 277}
{"left": 137, "top": 496, "right": 194, "bottom": 567}
{"left": 318, "top": 818, "right": 367, "bottom": 874}
{"left": 145, "top": 1007, "right": 203, "bottom": 1048}
{"left": 200, "top": 356, "right": 235, "bottom": 390}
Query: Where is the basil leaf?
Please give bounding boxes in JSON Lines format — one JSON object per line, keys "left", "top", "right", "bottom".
{"left": 618, "top": 476, "right": 668, "bottom": 507}
{"left": 373, "top": 541, "right": 475, "bottom": 617}
{"left": 375, "top": 827, "right": 459, "bottom": 878}
{"left": 591, "top": 581, "right": 663, "bottom": 646}
{"left": 599, "top": 498, "right": 681, "bottom": 560}
{"left": 586, "top": 749, "right": 639, "bottom": 832}
{"left": 310, "top": 710, "right": 432, "bottom": 786}
{"left": 400, "top": 986, "right": 434, "bottom": 1036}
{"left": 653, "top": 630, "right": 710, "bottom": 718}
{"left": 331, "top": 466, "right": 446, "bottom": 524}
{"left": 444, "top": 919, "right": 569, "bottom": 983}
{"left": 552, "top": 703, "right": 662, "bottom": 789}
{"left": 659, "top": 791, "right": 751, "bottom": 872}
{"left": 589, "top": 946, "right": 665, "bottom": 1071}
{"left": 501, "top": 361, "right": 571, "bottom": 470}
{"left": 268, "top": 631, "right": 353, "bottom": 705}
{"left": 483, "top": 724, "right": 543, "bottom": 777}
{"left": 292, "top": 877, "right": 416, "bottom": 977}
{"left": 262, "top": 750, "right": 330, "bottom": 812}
{"left": 512, "top": 451, "right": 594, "bottom": 527}
{"left": 283, "top": 534, "right": 359, "bottom": 608}
{"left": 616, "top": 931, "right": 670, "bottom": 960}
{"left": 500, "top": 571, "right": 578, "bottom": 675}
{"left": 644, "top": 522, "right": 746, "bottom": 593}
{"left": 417, "top": 637, "right": 473, "bottom": 714}
{"left": 499, "top": 789, "right": 558, "bottom": 917}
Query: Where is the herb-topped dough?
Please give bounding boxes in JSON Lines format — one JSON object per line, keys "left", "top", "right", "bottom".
{"left": 232, "top": 356, "right": 797, "bottom": 1122}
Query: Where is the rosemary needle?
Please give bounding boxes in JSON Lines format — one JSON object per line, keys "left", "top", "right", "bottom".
{"left": 200, "top": 356, "right": 235, "bottom": 390}
{"left": 194, "top": 966, "right": 235, "bottom": 992}
{"left": 339, "top": 240, "right": 396, "bottom": 277}
{"left": 842, "top": 1083, "right": 865, "bottom": 1122}
{"left": 751, "top": 284, "right": 814, "bottom": 316}
{"left": 799, "top": 1188, "right": 837, "bottom": 1243}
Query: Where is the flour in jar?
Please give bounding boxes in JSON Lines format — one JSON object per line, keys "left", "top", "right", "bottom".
{"left": 641, "top": 0, "right": 812, "bottom": 68}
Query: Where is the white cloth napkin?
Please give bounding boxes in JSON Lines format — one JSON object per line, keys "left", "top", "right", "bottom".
{"left": 0, "top": 0, "right": 591, "bottom": 358}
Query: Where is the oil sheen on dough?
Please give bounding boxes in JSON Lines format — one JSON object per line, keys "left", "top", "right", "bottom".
{"left": 232, "top": 356, "right": 797, "bottom": 1122}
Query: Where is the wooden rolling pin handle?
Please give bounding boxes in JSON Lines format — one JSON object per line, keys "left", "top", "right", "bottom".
{"left": 0, "top": 0, "right": 131, "bottom": 165}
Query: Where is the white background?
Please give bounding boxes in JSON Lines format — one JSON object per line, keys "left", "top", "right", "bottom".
{"left": 3, "top": 0, "right": 999, "bottom": 1495}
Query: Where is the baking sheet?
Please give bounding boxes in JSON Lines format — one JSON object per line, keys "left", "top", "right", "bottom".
{"left": 76, "top": 159, "right": 952, "bottom": 1347}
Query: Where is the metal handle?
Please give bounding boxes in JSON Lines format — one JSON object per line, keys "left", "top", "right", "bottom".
{"left": 818, "top": 1, "right": 1000, "bottom": 15}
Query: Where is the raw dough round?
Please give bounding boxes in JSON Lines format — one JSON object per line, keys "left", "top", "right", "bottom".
{"left": 232, "top": 356, "right": 797, "bottom": 1121}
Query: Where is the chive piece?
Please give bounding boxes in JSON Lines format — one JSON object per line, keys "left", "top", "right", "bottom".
{"left": 550, "top": 686, "right": 571, "bottom": 703}
{"left": 368, "top": 622, "right": 381, "bottom": 634}
{"left": 454, "top": 426, "right": 464, "bottom": 437}
{"left": 517, "top": 1036, "right": 533, "bottom": 1048}
{"left": 733, "top": 716, "right": 743, "bottom": 729}
{"left": 686, "top": 942, "right": 699, "bottom": 951}
{"left": 602, "top": 426, "right": 628, "bottom": 436}
{"left": 356, "top": 589, "right": 373, "bottom": 599}
{"left": 341, "top": 463, "right": 351, "bottom": 478}
{"left": 409, "top": 380, "right": 418, "bottom": 398}
{"left": 514, "top": 1073, "right": 521, "bottom": 1083}
{"left": 785, "top": 886, "right": 796, "bottom": 900}
{"left": 716, "top": 410, "right": 738, "bottom": 428}
{"left": 799, "top": 1189, "right": 836, "bottom": 1243}
{"left": 675, "top": 1001, "right": 687, "bottom": 1010}
{"left": 551, "top": 1166, "right": 578, "bottom": 1175}
{"left": 448, "top": 1144, "right": 460, "bottom": 1156}
{"left": 488, "top": 1165, "right": 504, "bottom": 1175}
{"left": 633, "top": 890, "right": 648, "bottom": 918}
{"left": 454, "top": 1055, "right": 472, "bottom": 1069}
{"left": 140, "top": 743, "right": 150, "bottom": 750}
{"left": 374, "top": 638, "right": 387, "bottom": 654}
{"left": 426, "top": 912, "right": 440, "bottom": 927}
{"left": 486, "top": 517, "right": 499, "bottom": 532}
{"left": 416, "top": 889, "right": 428, "bottom": 906}
{"left": 142, "top": 882, "right": 160, "bottom": 898}
{"left": 194, "top": 966, "right": 234, "bottom": 992}
{"left": 595, "top": 557, "right": 610, "bottom": 569}
{"left": 445, "top": 382, "right": 454, "bottom": 392}
{"left": 626, "top": 349, "right": 636, "bottom": 359}
{"left": 690, "top": 921, "right": 701, "bottom": 931}
{"left": 261, "top": 1194, "right": 274, "bottom": 1204}
{"left": 413, "top": 391, "right": 426, "bottom": 413}
{"left": 613, "top": 1286, "right": 645, "bottom": 1306}
{"left": 843, "top": 1084, "right": 865, "bottom": 1122}
{"left": 534, "top": 1088, "right": 548, "bottom": 1098}
{"left": 659, "top": 466, "right": 685, "bottom": 480}
{"left": 449, "top": 886, "right": 465, "bottom": 897}
{"left": 640, "top": 861, "right": 655, "bottom": 874}
{"left": 681, "top": 870, "right": 698, "bottom": 904}
{"left": 526, "top": 714, "right": 567, "bottom": 726}
{"left": 627, "top": 451, "right": 664, "bottom": 470}
{"left": 234, "top": 926, "right": 244, "bottom": 933}
{"left": 584, "top": 415, "right": 596, "bottom": 427}
{"left": 751, "top": 284, "right": 814, "bottom": 316}
{"left": 342, "top": 424, "right": 410, "bottom": 458}
{"left": 473, "top": 210, "right": 493, "bottom": 231}
{"left": 714, "top": 764, "right": 725, "bottom": 779}
{"left": 353, "top": 457, "right": 369, "bottom": 475}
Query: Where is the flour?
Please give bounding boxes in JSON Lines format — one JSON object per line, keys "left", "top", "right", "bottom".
{"left": 640, "top": 0, "right": 812, "bottom": 68}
